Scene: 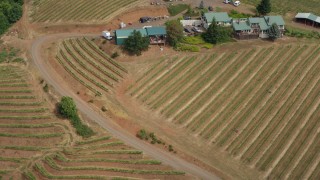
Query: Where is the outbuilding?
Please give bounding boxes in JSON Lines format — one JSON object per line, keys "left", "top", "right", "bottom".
{"left": 145, "top": 26, "right": 167, "bottom": 45}
{"left": 295, "top": 13, "right": 320, "bottom": 28}
{"left": 115, "top": 29, "right": 147, "bottom": 45}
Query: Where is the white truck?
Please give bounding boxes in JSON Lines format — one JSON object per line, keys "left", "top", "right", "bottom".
{"left": 102, "top": 31, "right": 112, "bottom": 40}
{"left": 223, "top": 0, "right": 240, "bottom": 7}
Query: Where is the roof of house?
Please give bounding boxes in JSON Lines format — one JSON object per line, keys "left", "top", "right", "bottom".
{"left": 145, "top": 26, "right": 166, "bottom": 36}
{"left": 248, "top": 17, "right": 261, "bottom": 24}
{"left": 233, "top": 21, "right": 251, "bottom": 31}
{"left": 264, "top": 16, "right": 285, "bottom": 26}
{"left": 115, "top": 29, "right": 147, "bottom": 38}
{"left": 295, "top": 12, "right": 320, "bottom": 23}
{"left": 204, "top": 12, "right": 231, "bottom": 23}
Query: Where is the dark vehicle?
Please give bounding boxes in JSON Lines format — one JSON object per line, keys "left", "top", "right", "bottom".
{"left": 139, "top": 17, "right": 151, "bottom": 23}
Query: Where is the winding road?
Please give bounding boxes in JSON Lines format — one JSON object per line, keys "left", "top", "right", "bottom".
{"left": 30, "top": 33, "right": 220, "bottom": 180}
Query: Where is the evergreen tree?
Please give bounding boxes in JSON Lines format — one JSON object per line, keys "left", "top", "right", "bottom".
{"left": 123, "top": 30, "right": 149, "bottom": 56}
{"left": 256, "top": 0, "right": 271, "bottom": 15}
{"left": 268, "top": 23, "right": 281, "bottom": 41}
{"left": 166, "top": 19, "right": 184, "bottom": 47}
{"left": 202, "top": 18, "right": 232, "bottom": 44}
{"left": 199, "top": 0, "right": 204, "bottom": 9}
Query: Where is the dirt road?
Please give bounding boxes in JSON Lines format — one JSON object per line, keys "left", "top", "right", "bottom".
{"left": 30, "top": 33, "right": 221, "bottom": 180}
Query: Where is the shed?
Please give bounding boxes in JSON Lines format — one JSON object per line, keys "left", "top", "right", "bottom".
{"left": 115, "top": 29, "right": 147, "bottom": 45}
{"left": 295, "top": 13, "right": 320, "bottom": 27}
{"left": 145, "top": 26, "right": 167, "bottom": 36}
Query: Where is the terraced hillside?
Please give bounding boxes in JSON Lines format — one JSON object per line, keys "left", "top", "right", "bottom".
{"left": 128, "top": 45, "right": 320, "bottom": 179}
{"left": 27, "top": 135, "right": 187, "bottom": 179}
{"left": 30, "top": 0, "right": 139, "bottom": 23}
{"left": 0, "top": 65, "right": 188, "bottom": 179}
{"left": 56, "top": 38, "right": 128, "bottom": 96}
{"left": 0, "top": 65, "right": 68, "bottom": 179}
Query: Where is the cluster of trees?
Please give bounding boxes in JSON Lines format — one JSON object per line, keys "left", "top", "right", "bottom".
{"left": 0, "top": 0, "right": 23, "bottom": 35}
{"left": 58, "top": 96, "right": 94, "bottom": 138}
{"left": 202, "top": 18, "right": 232, "bottom": 44}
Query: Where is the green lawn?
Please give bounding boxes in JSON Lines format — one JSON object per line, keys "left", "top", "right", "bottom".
{"left": 242, "top": 0, "right": 320, "bottom": 14}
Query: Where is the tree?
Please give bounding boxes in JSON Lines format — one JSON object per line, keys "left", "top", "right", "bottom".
{"left": 202, "top": 18, "right": 232, "bottom": 44}
{"left": 199, "top": 0, "right": 204, "bottom": 9}
{"left": 166, "top": 19, "right": 184, "bottom": 47}
{"left": 58, "top": 96, "right": 77, "bottom": 118}
{"left": 256, "top": 0, "right": 271, "bottom": 15}
{"left": 7, "top": 3, "right": 22, "bottom": 23}
{"left": 268, "top": 23, "right": 281, "bottom": 41}
{"left": 123, "top": 30, "right": 149, "bottom": 56}
{"left": 0, "top": 12, "right": 9, "bottom": 35}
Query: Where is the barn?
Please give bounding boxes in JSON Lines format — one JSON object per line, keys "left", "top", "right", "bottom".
{"left": 115, "top": 29, "right": 147, "bottom": 45}
{"left": 295, "top": 13, "right": 320, "bottom": 28}
{"left": 115, "top": 27, "right": 167, "bottom": 45}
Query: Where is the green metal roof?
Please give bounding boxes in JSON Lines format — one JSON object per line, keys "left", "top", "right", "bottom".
{"left": 295, "top": 12, "right": 320, "bottom": 23}
{"left": 307, "top": 14, "right": 318, "bottom": 21}
{"left": 264, "top": 16, "right": 285, "bottom": 26}
{"left": 233, "top": 21, "right": 251, "bottom": 31}
{"left": 259, "top": 19, "right": 269, "bottom": 30}
{"left": 204, "top": 12, "right": 231, "bottom": 23}
{"left": 248, "top": 17, "right": 261, "bottom": 24}
{"left": 145, "top": 27, "right": 167, "bottom": 36}
{"left": 115, "top": 29, "right": 147, "bottom": 38}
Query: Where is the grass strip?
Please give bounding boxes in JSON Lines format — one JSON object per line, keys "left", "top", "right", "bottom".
{"left": 0, "top": 123, "right": 54, "bottom": 128}
{"left": 34, "top": 162, "right": 140, "bottom": 180}
{"left": 0, "top": 115, "right": 51, "bottom": 120}
{"left": 0, "top": 157, "right": 27, "bottom": 163}
{"left": 92, "top": 150, "right": 143, "bottom": 155}
{"left": 0, "top": 102, "right": 42, "bottom": 106}
{"left": 0, "top": 90, "right": 32, "bottom": 93}
{"left": 0, "top": 108, "right": 48, "bottom": 113}
{"left": 0, "top": 95, "right": 36, "bottom": 99}
{"left": 46, "top": 156, "right": 184, "bottom": 175}
{"left": 73, "top": 142, "right": 124, "bottom": 150}
{"left": 23, "top": 171, "right": 36, "bottom": 180}
{"left": 0, "top": 132, "right": 64, "bottom": 138}
{"left": 76, "top": 136, "right": 111, "bottom": 145}
{"left": 0, "top": 146, "right": 48, "bottom": 151}
{"left": 0, "top": 84, "right": 29, "bottom": 87}
{"left": 55, "top": 152, "right": 161, "bottom": 165}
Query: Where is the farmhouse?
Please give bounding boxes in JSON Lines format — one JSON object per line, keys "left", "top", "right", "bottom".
{"left": 115, "top": 26, "right": 167, "bottom": 45}
{"left": 295, "top": 13, "right": 320, "bottom": 28}
{"left": 203, "top": 12, "right": 232, "bottom": 28}
{"left": 233, "top": 16, "right": 285, "bottom": 40}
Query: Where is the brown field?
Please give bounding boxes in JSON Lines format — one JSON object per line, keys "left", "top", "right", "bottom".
{"left": 126, "top": 44, "right": 320, "bottom": 179}
{"left": 29, "top": 0, "right": 143, "bottom": 23}
{"left": 0, "top": 66, "right": 189, "bottom": 180}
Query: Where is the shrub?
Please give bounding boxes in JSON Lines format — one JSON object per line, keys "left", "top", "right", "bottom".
{"left": 136, "top": 129, "right": 148, "bottom": 140}
{"left": 111, "top": 52, "right": 119, "bottom": 58}
{"left": 101, "top": 106, "right": 107, "bottom": 112}
{"left": 43, "top": 84, "right": 49, "bottom": 92}
{"left": 58, "top": 96, "right": 94, "bottom": 138}
{"left": 168, "top": 145, "right": 174, "bottom": 152}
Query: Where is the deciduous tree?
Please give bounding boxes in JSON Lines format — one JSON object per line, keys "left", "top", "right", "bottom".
{"left": 166, "top": 19, "right": 184, "bottom": 47}
{"left": 123, "top": 30, "right": 149, "bottom": 56}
